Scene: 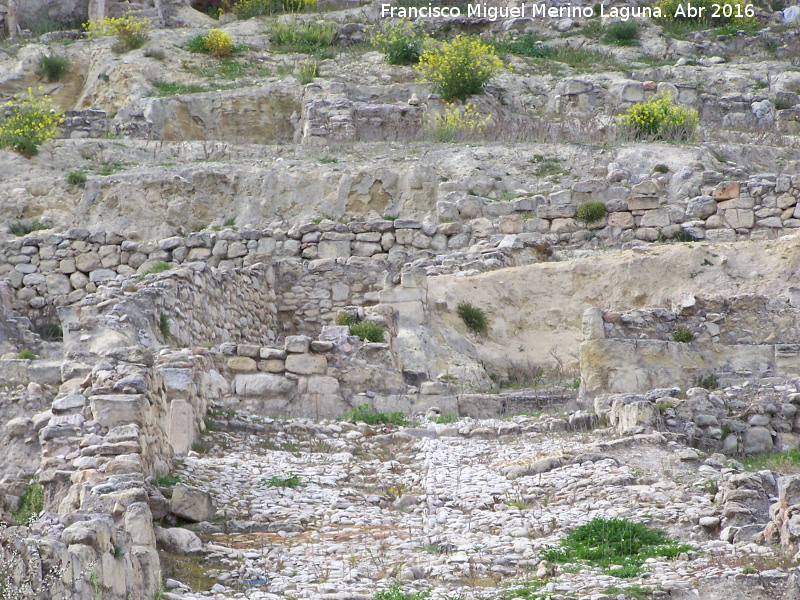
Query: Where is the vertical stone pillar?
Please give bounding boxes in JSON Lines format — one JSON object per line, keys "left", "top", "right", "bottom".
{"left": 6, "top": 0, "right": 18, "bottom": 39}
{"left": 88, "top": 0, "right": 107, "bottom": 22}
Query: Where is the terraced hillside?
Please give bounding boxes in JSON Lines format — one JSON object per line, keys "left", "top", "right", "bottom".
{"left": 2, "top": 2, "right": 800, "bottom": 600}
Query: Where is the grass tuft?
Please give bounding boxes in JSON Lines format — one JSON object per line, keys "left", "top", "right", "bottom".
{"left": 342, "top": 403, "right": 409, "bottom": 426}
{"left": 350, "top": 321, "right": 385, "bottom": 343}
{"left": 672, "top": 327, "right": 693, "bottom": 343}
{"left": 541, "top": 517, "right": 695, "bottom": 577}
{"left": 264, "top": 471, "right": 306, "bottom": 488}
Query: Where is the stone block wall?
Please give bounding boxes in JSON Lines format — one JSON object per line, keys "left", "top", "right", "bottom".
{"left": 57, "top": 109, "right": 110, "bottom": 139}
{"left": 580, "top": 294, "right": 800, "bottom": 398}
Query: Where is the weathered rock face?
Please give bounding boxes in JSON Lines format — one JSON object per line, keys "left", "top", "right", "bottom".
{"left": 143, "top": 85, "right": 303, "bottom": 143}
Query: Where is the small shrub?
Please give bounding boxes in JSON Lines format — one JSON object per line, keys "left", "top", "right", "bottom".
{"left": 13, "top": 482, "right": 43, "bottom": 525}
{"left": 16, "top": 349, "right": 36, "bottom": 360}
{"left": 32, "top": 322, "right": 63, "bottom": 342}
{"left": 66, "top": 170, "right": 87, "bottom": 187}
{"left": 657, "top": 400, "right": 674, "bottom": 414}
{"left": 371, "top": 18, "right": 427, "bottom": 65}
{"left": 423, "top": 103, "right": 491, "bottom": 143}
{"left": 774, "top": 96, "right": 794, "bottom": 111}
{"left": 604, "top": 20, "right": 639, "bottom": 45}
{"left": 674, "top": 228, "right": 697, "bottom": 242}
{"left": 154, "top": 473, "right": 182, "bottom": 487}
{"left": 233, "top": 0, "right": 317, "bottom": 19}
{"left": 144, "top": 261, "right": 172, "bottom": 275}
{"left": 8, "top": 219, "right": 48, "bottom": 236}
{"left": 37, "top": 51, "right": 70, "bottom": 82}
{"left": 617, "top": 92, "right": 698, "bottom": 141}
{"left": 417, "top": 35, "right": 505, "bottom": 102}
{"left": 188, "top": 29, "right": 235, "bottom": 57}
{"left": 653, "top": 163, "right": 670, "bottom": 174}
{"left": 264, "top": 471, "right": 306, "bottom": 488}
{"left": 297, "top": 58, "right": 318, "bottom": 84}
{"left": 0, "top": 88, "right": 64, "bottom": 158}
{"left": 335, "top": 311, "right": 356, "bottom": 326}
{"left": 672, "top": 327, "right": 693, "bottom": 343}
{"left": 350, "top": 321, "right": 385, "bottom": 343}
{"left": 342, "top": 403, "right": 409, "bottom": 426}
{"left": 576, "top": 201, "right": 607, "bottom": 224}
{"left": 695, "top": 373, "right": 719, "bottom": 390}
{"left": 269, "top": 18, "right": 337, "bottom": 53}
{"left": 159, "top": 313, "right": 170, "bottom": 341}
{"left": 84, "top": 14, "right": 152, "bottom": 53}
{"left": 457, "top": 301, "right": 487, "bottom": 335}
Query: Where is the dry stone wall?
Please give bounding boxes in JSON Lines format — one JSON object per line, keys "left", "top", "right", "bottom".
{"left": 580, "top": 293, "right": 800, "bottom": 398}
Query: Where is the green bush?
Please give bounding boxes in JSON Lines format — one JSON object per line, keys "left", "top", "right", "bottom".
{"left": 16, "top": 349, "right": 36, "bottom": 360}
{"left": 695, "top": 373, "right": 718, "bottom": 389}
{"left": 350, "top": 321, "right": 385, "bottom": 343}
{"left": 342, "top": 403, "right": 408, "bottom": 426}
{"left": 604, "top": 20, "right": 639, "bottom": 45}
{"left": 66, "top": 170, "right": 87, "bottom": 187}
{"left": 13, "top": 482, "right": 43, "bottom": 525}
{"left": 159, "top": 313, "right": 170, "bottom": 340}
{"left": 541, "top": 517, "right": 695, "bottom": 577}
{"left": 265, "top": 471, "right": 306, "bottom": 488}
{"left": 672, "top": 327, "right": 693, "bottom": 343}
{"left": 417, "top": 35, "right": 505, "bottom": 102}
{"left": 617, "top": 92, "right": 698, "bottom": 141}
{"left": 576, "top": 201, "right": 607, "bottom": 224}
{"left": 371, "top": 18, "right": 427, "bottom": 65}
{"left": 457, "top": 301, "right": 487, "bottom": 335}
{"left": 37, "top": 51, "right": 70, "bottom": 82}
{"left": 269, "top": 18, "right": 337, "bottom": 53}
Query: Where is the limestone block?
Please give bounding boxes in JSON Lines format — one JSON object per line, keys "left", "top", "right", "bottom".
{"left": 743, "top": 426, "right": 774, "bottom": 455}
{"left": 90, "top": 394, "right": 147, "bottom": 428}
{"left": 170, "top": 483, "right": 216, "bottom": 522}
{"left": 713, "top": 182, "right": 740, "bottom": 200}
{"left": 724, "top": 209, "right": 754, "bottom": 229}
{"left": 227, "top": 356, "right": 257, "bottom": 372}
{"left": 285, "top": 354, "right": 327, "bottom": 375}
{"left": 234, "top": 373, "right": 294, "bottom": 396}
{"left": 168, "top": 399, "right": 195, "bottom": 457}
{"left": 607, "top": 211, "right": 634, "bottom": 229}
